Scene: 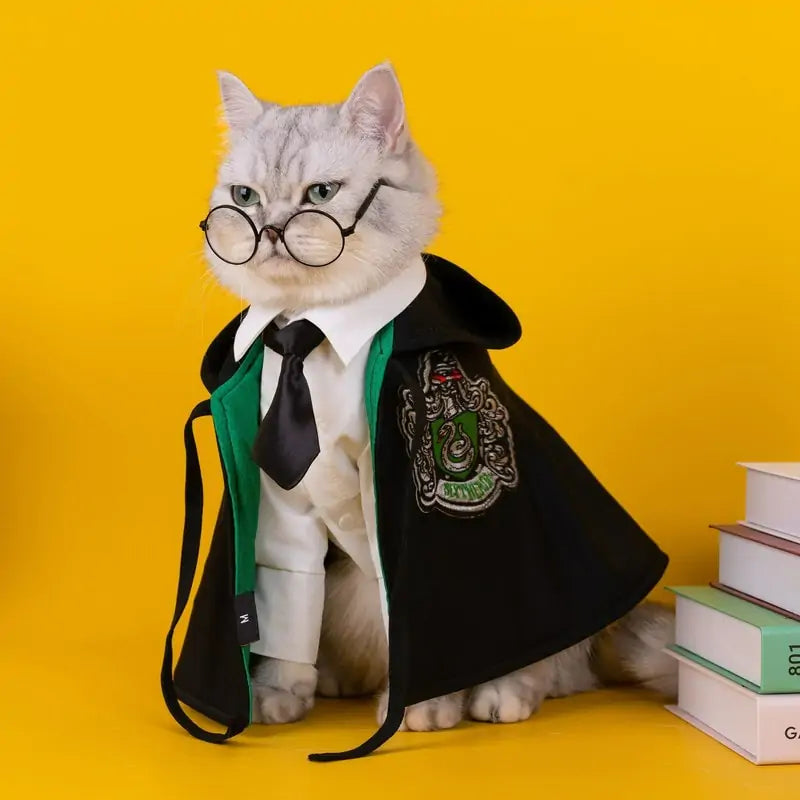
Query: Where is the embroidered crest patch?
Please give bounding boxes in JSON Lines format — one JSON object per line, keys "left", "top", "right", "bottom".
{"left": 399, "top": 351, "right": 518, "bottom": 515}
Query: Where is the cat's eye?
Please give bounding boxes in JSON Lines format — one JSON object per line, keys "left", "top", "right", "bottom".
{"left": 202, "top": 178, "right": 385, "bottom": 266}
{"left": 231, "top": 185, "right": 260, "bottom": 207}
{"left": 305, "top": 182, "right": 341, "bottom": 205}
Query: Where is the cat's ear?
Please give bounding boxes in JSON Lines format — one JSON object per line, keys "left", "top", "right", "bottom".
{"left": 341, "top": 62, "right": 408, "bottom": 153}
{"left": 217, "top": 71, "right": 264, "bottom": 132}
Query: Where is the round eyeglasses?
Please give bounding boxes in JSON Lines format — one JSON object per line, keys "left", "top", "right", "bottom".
{"left": 200, "top": 180, "right": 385, "bottom": 268}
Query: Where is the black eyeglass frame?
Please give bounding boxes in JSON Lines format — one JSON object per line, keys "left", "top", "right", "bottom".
{"left": 199, "top": 179, "right": 386, "bottom": 267}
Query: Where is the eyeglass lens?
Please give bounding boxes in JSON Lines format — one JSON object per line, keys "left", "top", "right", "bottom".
{"left": 204, "top": 207, "right": 345, "bottom": 267}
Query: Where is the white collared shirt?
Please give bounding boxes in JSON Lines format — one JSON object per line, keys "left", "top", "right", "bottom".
{"left": 234, "top": 257, "right": 427, "bottom": 664}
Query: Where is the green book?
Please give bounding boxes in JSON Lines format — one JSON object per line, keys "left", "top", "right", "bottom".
{"left": 668, "top": 585, "right": 800, "bottom": 694}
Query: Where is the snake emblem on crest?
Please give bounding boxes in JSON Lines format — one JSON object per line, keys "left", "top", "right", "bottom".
{"left": 399, "top": 351, "right": 518, "bottom": 516}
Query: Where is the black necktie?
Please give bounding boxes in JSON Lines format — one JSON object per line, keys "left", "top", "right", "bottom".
{"left": 252, "top": 319, "right": 326, "bottom": 490}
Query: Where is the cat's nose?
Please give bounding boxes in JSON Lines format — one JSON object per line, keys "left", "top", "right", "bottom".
{"left": 264, "top": 228, "right": 279, "bottom": 245}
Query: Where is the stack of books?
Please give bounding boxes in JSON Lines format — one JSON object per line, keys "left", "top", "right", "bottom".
{"left": 666, "top": 463, "right": 800, "bottom": 764}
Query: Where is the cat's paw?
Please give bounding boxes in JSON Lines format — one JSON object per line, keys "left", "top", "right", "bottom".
{"left": 254, "top": 686, "right": 314, "bottom": 724}
{"left": 376, "top": 689, "right": 466, "bottom": 732}
{"left": 316, "top": 665, "right": 383, "bottom": 698}
{"left": 316, "top": 664, "right": 371, "bottom": 698}
{"left": 251, "top": 658, "right": 317, "bottom": 725}
{"left": 468, "top": 666, "right": 547, "bottom": 724}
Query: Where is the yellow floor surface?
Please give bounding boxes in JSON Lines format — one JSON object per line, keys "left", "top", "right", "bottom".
{"left": 1, "top": 634, "right": 797, "bottom": 799}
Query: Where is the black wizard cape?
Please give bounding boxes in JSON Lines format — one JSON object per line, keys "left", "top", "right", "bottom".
{"left": 161, "top": 253, "right": 668, "bottom": 761}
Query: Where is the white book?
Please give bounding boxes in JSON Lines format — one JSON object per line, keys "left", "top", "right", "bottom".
{"left": 714, "top": 524, "right": 800, "bottom": 619}
{"left": 668, "top": 585, "right": 800, "bottom": 693}
{"left": 738, "top": 462, "right": 800, "bottom": 544}
{"left": 666, "top": 649, "right": 800, "bottom": 764}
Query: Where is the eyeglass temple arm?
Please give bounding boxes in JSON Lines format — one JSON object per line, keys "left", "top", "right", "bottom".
{"left": 342, "top": 179, "right": 386, "bottom": 236}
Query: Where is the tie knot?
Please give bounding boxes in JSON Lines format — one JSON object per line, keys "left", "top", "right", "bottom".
{"left": 262, "top": 318, "right": 325, "bottom": 360}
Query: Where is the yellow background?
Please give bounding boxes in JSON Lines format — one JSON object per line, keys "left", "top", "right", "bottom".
{"left": 1, "top": 1, "right": 799, "bottom": 796}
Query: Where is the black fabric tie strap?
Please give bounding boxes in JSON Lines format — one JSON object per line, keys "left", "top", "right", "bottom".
{"left": 252, "top": 319, "right": 326, "bottom": 490}
{"left": 161, "top": 400, "right": 246, "bottom": 743}
{"left": 307, "top": 540, "right": 410, "bottom": 762}
{"left": 307, "top": 359, "right": 419, "bottom": 763}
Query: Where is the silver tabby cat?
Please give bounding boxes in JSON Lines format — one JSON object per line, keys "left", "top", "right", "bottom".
{"left": 205, "top": 63, "right": 677, "bottom": 730}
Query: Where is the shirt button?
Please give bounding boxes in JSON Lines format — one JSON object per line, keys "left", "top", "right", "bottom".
{"left": 338, "top": 512, "right": 357, "bottom": 531}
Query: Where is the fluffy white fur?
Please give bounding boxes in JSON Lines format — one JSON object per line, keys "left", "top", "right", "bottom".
{"left": 207, "top": 63, "right": 677, "bottom": 730}
{"left": 208, "top": 65, "right": 440, "bottom": 311}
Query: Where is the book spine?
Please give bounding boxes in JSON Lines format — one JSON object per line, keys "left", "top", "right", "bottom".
{"left": 762, "top": 629, "right": 800, "bottom": 693}
{"left": 757, "top": 702, "right": 800, "bottom": 764}
{"left": 710, "top": 582, "right": 800, "bottom": 623}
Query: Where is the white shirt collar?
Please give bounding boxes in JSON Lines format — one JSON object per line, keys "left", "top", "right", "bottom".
{"left": 232, "top": 255, "right": 427, "bottom": 365}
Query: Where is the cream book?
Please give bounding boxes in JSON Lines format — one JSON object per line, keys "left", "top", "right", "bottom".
{"left": 668, "top": 585, "right": 800, "bottom": 693}
{"left": 666, "top": 649, "right": 800, "bottom": 765}
{"left": 712, "top": 524, "right": 800, "bottom": 619}
{"left": 738, "top": 462, "right": 800, "bottom": 544}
